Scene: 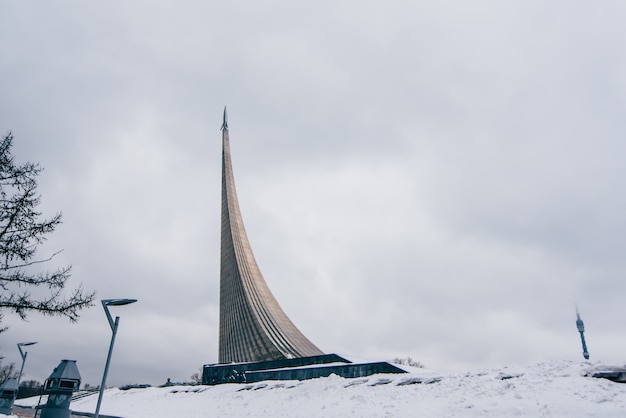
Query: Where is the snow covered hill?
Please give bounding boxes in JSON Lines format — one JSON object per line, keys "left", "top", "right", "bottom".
{"left": 10, "top": 360, "right": 626, "bottom": 417}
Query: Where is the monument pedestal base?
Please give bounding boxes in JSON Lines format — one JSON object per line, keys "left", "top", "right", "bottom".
{"left": 202, "top": 353, "right": 407, "bottom": 385}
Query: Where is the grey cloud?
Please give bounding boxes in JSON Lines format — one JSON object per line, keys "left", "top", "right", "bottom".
{"left": 1, "top": 0, "right": 625, "bottom": 386}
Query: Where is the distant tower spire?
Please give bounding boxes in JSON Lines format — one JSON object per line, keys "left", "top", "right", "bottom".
{"left": 576, "top": 308, "right": 590, "bottom": 360}
{"left": 221, "top": 106, "right": 228, "bottom": 131}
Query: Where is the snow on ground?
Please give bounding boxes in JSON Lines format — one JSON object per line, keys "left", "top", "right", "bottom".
{"left": 10, "top": 360, "right": 626, "bottom": 417}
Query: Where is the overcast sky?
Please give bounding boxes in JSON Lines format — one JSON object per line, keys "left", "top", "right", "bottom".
{"left": 1, "top": 1, "right": 625, "bottom": 387}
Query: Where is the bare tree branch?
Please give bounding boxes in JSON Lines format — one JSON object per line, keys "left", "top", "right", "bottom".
{"left": 0, "top": 132, "right": 95, "bottom": 332}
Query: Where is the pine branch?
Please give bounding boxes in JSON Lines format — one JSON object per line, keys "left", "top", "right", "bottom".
{"left": 0, "top": 132, "right": 95, "bottom": 329}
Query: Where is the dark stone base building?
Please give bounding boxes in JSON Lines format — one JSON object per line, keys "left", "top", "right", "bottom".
{"left": 203, "top": 354, "right": 406, "bottom": 385}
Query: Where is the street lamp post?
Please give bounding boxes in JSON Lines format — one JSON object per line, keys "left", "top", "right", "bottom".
{"left": 94, "top": 298, "right": 137, "bottom": 418}
{"left": 16, "top": 342, "right": 37, "bottom": 387}
{"left": 15, "top": 342, "right": 37, "bottom": 401}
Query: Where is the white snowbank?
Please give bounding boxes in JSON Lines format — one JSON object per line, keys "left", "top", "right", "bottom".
{"left": 11, "top": 360, "right": 626, "bottom": 417}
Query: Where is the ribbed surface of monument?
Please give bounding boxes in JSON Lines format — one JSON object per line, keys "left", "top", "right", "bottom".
{"left": 219, "top": 109, "right": 324, "bottom": 363}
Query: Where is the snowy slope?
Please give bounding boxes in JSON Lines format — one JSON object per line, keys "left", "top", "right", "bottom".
{"left": 10, "top": 360, "right": 626, "bottom": 417}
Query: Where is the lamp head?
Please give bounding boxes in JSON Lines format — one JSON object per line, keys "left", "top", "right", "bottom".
{"left": 101, "top": 299, "right": 138, "bottom": 330}
{"left": 102, "top": 298, "right": 138, "bottom": 306}
{"left": 17, "top": 341, "right": 37, "bottom": 361}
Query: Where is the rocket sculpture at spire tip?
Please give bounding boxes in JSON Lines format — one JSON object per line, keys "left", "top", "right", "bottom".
{"left": 221, "top": 106, "right": 228, "bottom": 131}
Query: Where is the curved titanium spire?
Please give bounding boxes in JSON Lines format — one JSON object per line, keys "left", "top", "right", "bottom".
{"left": 219, "top": 110, "right": 323, "bottom": 363}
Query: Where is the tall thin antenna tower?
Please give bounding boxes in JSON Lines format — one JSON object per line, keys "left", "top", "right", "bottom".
{"left": 576, "top": 308, "right": 590, "bottom": 360}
